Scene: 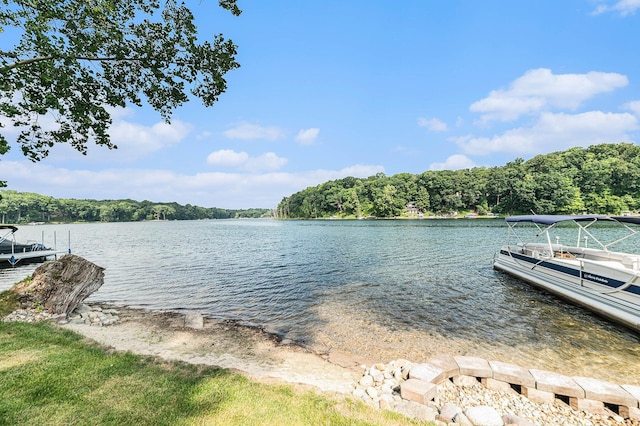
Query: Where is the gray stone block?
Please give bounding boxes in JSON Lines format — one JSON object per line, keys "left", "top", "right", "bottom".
{"left": 400, "top": 379, "right": 437, "bottom": 405}
{"left": 621, "top": 384, "right": 640, "bottom": 407}
{"left": 572, "top": 376, "right": 637, "bottom": 407}
{"left": 569, "top": 397, "right": 607, "bottom": 415}
{"left": 521, "top": 386, "right": 555, "bottom": 404}
{"left": 426, "top": 355, "right": 459, "bottom": 379}
{"left": 409, "top": 363, "right": 446, "bottom": 384}
{"left": 489, "top": 360, "right": 535, "bottom": 388}
{"left": 619, "top": 405, "right": 640, "bottom": 420}
{"left": 184, "top": 313, "right": 204, "bottom": 329}
{"left": 454, "top": 356, "right": 492, "bottom": 378}
{"left": 529, "top": 368, "right": 584, "bottom": 398}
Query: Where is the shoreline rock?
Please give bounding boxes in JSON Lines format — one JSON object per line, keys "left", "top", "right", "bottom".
{"left": 4, "top": 304, "right": 639, "bottom": 425}
{"left": 354, "top": 359, "right": 640, "bottom": 425}
{"left": 9, "top": 254, "right": 104, "bottom": 315}
{"left": 3, "top": 303, "right": 119, "bottom": 327}
{"left": 64, "top": 303, "right": 120, "bottom": 326}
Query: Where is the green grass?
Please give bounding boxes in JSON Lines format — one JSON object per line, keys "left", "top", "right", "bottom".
{"left": 0, "top": 321, "right": 426, "bottom": 425}
{"left": 0, "top": 290, "right": 20, "bottom": 317}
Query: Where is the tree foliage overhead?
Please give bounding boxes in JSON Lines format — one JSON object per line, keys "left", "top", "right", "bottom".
{"left": 277, "top": 143, "right": 640, "bottom": 219}
{"left": 0, "top": 0, "right": 241, "bottom": 161}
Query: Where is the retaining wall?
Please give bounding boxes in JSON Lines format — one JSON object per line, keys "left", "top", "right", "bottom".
{"left": 401, "top": 355, "right": 640, "bottom": 420}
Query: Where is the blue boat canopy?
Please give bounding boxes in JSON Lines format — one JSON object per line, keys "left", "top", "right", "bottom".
{"left": 505, "top": 214, "right": 640, "bottom": 226}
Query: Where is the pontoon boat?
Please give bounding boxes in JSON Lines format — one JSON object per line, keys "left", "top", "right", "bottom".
{"left": 493, "top": 215, "right": 640, "bottom": 333}
{"left": 0, "top": 225, "right": 68, "bottom": 267}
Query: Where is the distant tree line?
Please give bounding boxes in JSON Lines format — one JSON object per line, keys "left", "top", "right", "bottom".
{"left": 277, "top": 143, "right": 640, "bottom": 219}
{"left": 0, "top": 191, "right": 271, "bottom": 224}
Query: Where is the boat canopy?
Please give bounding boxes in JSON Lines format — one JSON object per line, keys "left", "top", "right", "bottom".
{"left": 505, "top": 215, "right": 640, "bottom": 226}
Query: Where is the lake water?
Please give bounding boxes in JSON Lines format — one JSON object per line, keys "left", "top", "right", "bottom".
{"left": 2, "top": 219, "right": 639, "bottom": 384}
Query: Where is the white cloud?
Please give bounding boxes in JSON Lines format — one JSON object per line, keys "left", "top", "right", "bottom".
{"left": 391, "top": 146, "right": 409, "bottom": 153}
{"left": 5, "top": 107, "right": 192, "bottom": 163}
{"left": 0, "top": 104, "right": 192, "bottom": 163}
{"left": 0, "top": 161, "right": 384, "bottom": 209}
{"left": 0, "top": 103, "right": 65, "bottom": 143}
{"left": 109, "top": 119, "right": 190, "bottom": 154}
{"left": 196, "top": 130, "right": 212, "bottom": 140}
{"left": 429, "top": 154, "right": 476, "bottom": 171}
{"left": 593, "top": 0, "right": 640, "bottom": 16}
{"left": 624, "top": 100, "right": 640, "bottom": 117}
{"left": 295, "top": 128, "right": 320, "bottom": 145}
{"left": 454, "top": 111, "right": 638, "bottom": 156}
{"left": 206, "top": 149, "right": 250, "bottom": 167}
{"left": 470, "top": 68, "right": 628, "bottom": 123}
{"left": 418, "top": 117, "right": 448, "bottom": 132}
{"left": 334, "top": 164, "right": 385, "bottom": 177}
{"left": 223, "top": 122, "right": 285, "bottom": 141}
{"left": 206, "top": 149, "right": 287, "bottom": 172}
{"left": 245, "top": 152, "right": 288, "bottom": 172}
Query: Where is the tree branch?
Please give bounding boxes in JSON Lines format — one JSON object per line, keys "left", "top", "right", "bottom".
{"left": 1, "top": 55, "right": 144, "bottom": 73}
{"left": 1, "top": 56, "right": 55, "bottom": 72}
{"left": 0, "top": 50, "right": 20, "bottom": 58}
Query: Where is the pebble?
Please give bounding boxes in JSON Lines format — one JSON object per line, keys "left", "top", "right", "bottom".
{"left": 2, "top": 308, "right": 65, "bottom": 323}
{"left": 4, "top": 306, "right": 638, "bottom": 425}
{"left": 3, "top": 303, "right": 120, "bottom": 327}
{"left": 353, "top": 359, "right": 640, "bottom": 426}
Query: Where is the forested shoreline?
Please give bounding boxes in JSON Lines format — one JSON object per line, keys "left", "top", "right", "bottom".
{"left": 0, "top": 191, "right": 271, "bottom": 224}
{"left": 277, "top": 143, "right": 640, "bottom": 219}
{"left": 4, "top": 143, "right": 639, "bottom": 224}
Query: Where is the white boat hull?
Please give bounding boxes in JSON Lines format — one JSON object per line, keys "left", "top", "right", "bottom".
{"left": 494, "top": 246, "right": 640, "bottom": 333}
{"left": 0, "top": 249, "right": 68, "bottom": 267}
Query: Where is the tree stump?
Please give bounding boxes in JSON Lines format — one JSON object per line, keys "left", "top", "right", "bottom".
{"left": 10, "top": 254, "right": 105, "bottom": 315}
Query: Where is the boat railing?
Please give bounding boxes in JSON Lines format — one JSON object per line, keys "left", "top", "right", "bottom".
{"left": 512, "top": 243, "right": 640, "bottom": 271}
{"left": 1, "top": 229, "right": 71, "bottom": 267}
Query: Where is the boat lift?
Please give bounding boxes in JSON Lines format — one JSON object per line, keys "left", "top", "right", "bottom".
{"left": 0, "top": 225, "right": 71, "bottom": 267}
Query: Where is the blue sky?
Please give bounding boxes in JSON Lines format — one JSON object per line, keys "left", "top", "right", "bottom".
{"left": 2, "top": 0, "right": 640, "bottom": 209}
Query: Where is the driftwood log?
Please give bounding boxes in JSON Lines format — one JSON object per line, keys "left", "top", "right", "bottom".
{"left": 11, "top": 254, "right": 105, "bottom": 315}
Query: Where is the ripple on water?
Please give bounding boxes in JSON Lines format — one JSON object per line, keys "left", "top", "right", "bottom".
{"left": 310, "top": 294, "right": 640, "bottom": 385}
{"left": 1, "top": 219, "right": 639, "bottom": 385}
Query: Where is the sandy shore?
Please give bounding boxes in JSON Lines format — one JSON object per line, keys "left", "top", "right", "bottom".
{"left": 59, "top": 305, "right": 361, "bottom": 394}
{"left": 56, "top": 305, "right": 640, "bottom": 425}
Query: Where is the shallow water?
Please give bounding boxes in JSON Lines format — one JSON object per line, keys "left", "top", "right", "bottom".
{"left": 1, "top": 219, "right": 638, "bottom": 384}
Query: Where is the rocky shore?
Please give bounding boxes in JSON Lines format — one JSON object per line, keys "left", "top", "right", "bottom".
{"left": 354, "top": 359, "right": 639, "bottom": 425}
{"left": 4, "top": 304, "right": 639, "bottom": 426}
{"left": 4, "top": 303, "right": 119, "bottom": 326}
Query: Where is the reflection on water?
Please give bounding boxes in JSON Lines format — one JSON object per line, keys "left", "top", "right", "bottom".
{"left": 1, "top": 219, "right": 638, "bottom": 384}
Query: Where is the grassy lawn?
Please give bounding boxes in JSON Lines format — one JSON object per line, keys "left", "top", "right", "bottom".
{"left": 0, "top": 321, "right": 426, "bottom": 425}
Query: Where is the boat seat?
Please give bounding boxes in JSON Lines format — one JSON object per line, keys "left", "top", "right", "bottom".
{"left": 555, "top": 252, "right": 575, "bottom": 259}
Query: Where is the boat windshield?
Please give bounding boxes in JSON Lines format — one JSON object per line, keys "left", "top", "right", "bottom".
{"left": 0, "top": 226, "right": 18, "bottom": 244}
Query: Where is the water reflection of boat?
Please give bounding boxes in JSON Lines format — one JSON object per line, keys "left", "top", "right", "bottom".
{"left": 0, "top": 225, "right": 68, "bottom": 267}
{"left": 493, "top": 215, "right": 640, "bottom": 333}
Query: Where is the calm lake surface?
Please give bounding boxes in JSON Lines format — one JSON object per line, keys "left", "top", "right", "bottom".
{"left": 2, "top": 219, "right": 639, "bottom": 384}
